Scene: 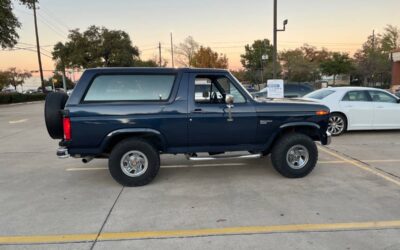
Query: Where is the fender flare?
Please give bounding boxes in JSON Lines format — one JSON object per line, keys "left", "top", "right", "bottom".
{"left": 263, "top": 122, "right": 322, "bottom": 153}
{"left": 100, "top": 128, "right": 167, "bottom": 152}
{"left": 279, "top": 122, "right": 320, "bottom": 130}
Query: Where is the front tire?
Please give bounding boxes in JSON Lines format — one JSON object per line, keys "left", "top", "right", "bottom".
{"left": 271, "top": 133, "right": 318, "bottom": 178}
{"left": 109, "top": 139, "right": 160, "bottom": 186}
{"left": 328, "top": 113, "right": 347, "bottom": 136}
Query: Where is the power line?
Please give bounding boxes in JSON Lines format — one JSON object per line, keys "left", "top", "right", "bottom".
{"left": 37, "top": 13, "right": 68, "bottom": 39}
{"left": 39, "top": 5, "right": 71, "bottom": 31}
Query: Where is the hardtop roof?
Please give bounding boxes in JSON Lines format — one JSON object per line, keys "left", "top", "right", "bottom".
{"left": 84, "top": 67, "right": 230, "bottom": 74}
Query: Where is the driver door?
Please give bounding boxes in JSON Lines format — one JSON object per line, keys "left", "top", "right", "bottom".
{"left": 188, "top": 73, "right": 257, "bottom": 148}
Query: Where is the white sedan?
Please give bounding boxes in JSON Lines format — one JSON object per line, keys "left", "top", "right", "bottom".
{"left": 303, "top": 87, "right": 400, "bottom": 136}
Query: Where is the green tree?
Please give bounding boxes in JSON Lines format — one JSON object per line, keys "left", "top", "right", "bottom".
{"left": 320, "top": 52, "right": 353, "bottom": 85}
{"left": 3, "top": 67, "right": 32, "bottom": 90}
{"left": 175, "top": 36, "right": 199, "bottom": 67}
{"left": 44, "top": 72, "right": 74, "bottom": 89}
{"left": 52, "top": 26, "right": 139, "bottom": 69}
{"left": 240, "top": 39, "right": 275, "bottom": 84}
{"left": 280, "top": 45, "right": 331, "bottom": 82}
{"left": 0, "top": 0, "right": 37, "bottom": 48}
{"left": 191, "top": 46, "right": 228, "bottom": 69}
{"left": 353, "top": 31, "right": 392, "bottom": 85}
{"left": 0, "top": 71, "right": 9, "bottom": 89}
{"left": 133, "top": 59, "right": 158, "bottom": 67}
{"left": 280, "top": 49, "right": 315, "bottom": 82}
{"left": 381, "top": 25, "right": 400, "bottom": 52}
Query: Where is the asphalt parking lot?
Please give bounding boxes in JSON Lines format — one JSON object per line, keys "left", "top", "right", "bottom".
{"left": 1, "top": 102, "right": 400, "bottom": 249}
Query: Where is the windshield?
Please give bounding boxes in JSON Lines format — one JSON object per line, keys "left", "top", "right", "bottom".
{"left": 304, "top": 89, "right": 335, "bottom": 100}
{"left": 230, "top": 74, "right": 254, "bottom": 99}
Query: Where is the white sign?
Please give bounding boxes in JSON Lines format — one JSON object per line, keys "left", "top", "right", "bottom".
{"left": 262, "top": 54, "right": 269, "bottom": 60}
{"left": 392, "top": 52, "right": 400, "bottom": 62}
{"left": 267, "top": 79, "right": 284, "bottom": 99}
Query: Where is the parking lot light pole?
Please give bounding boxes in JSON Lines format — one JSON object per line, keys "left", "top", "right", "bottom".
{"left": 273, "top": 0, "right": 288, "bottom": 79}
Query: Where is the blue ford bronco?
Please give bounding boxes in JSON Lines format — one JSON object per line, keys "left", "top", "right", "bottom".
{"left": 45, "top": 68, "right": 331, "bottom": 186}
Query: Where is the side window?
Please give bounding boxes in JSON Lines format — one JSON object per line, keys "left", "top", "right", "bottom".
{"left": 194, "top": 76, "right": 246, "bottom": 104}
{"left": 84, "top": 74, "right": 175, "bottom": 102}
{"left": 342, "top": 91, "right": 369, "bottom": 102}
{"left": 368, "top": 91, "right": 397, "bottom": 103}
{"left": 216, "top": 77, "right": 246, "bottom": 103}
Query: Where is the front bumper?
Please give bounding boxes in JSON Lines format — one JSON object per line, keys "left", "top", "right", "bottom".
{"left": 57, "top": 147, "right": 70, "bottom": 158}
{"left": 321, "top": 131, "right": 331, "bottom": 145}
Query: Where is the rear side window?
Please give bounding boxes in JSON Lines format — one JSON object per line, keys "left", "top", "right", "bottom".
{"left": 305, "top": 89, "right": 335, "bottom": 100}
{"left": 84, "top": 75, "right": 175, "bottom": 102}
{"left": 368, "top": 90, "right": 397, "bottom": 103}
{"left": 342, "top": 91, "right": 369, "bottom": 102}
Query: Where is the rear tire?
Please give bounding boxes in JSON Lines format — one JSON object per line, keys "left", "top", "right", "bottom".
{"left": 271, "top": 133, "right": 318, "bottom": 178}
{"left": 44, "top": 92, "right": 68, "bottom": 139}
{"left": 109, "top": 138, "right": 160, "bottom": 186}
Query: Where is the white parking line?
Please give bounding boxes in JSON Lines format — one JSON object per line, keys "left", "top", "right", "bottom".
{"left": 66, "top": 163, "right": 248, "bottom": 171}
{"left": 8, "top": 119, "right": 28, "bottom": 124}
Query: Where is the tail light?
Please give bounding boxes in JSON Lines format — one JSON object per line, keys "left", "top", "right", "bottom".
{"left": 63, "top": 117, "right": 71, "bottom": 141}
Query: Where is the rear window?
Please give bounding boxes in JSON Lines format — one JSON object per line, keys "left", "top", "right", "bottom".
{"left": 305, "top": 89, "right": 335, "bottom": 100}
{"left": 84, "top": 74, "right": 175, "bottom": 102}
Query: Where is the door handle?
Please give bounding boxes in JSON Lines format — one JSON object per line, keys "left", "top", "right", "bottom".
{"left": 343, "top": 105, "right": 353, "bottom": 108}
{"left": 376, "top": 106, "right": 384, "bottom": 109}
{"left": 193, "top": 108, "right": 203, "bottom": 112}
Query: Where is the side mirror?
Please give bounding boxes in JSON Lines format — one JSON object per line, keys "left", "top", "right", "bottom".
{"left": 202, "top": 91, "right": 209, "bottom": 98}
{"left": 225, "top": 94, "right": 234, "bottom": 105}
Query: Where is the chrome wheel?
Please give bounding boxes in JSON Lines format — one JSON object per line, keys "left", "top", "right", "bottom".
{"left": 120, "top": 151, "right": 148, "bottom": 177}
{"left": 328, "top": 115, "right": 345, "bottom": 135}
{"left": 286, "top": 145, "right": 309, "bottom": 169}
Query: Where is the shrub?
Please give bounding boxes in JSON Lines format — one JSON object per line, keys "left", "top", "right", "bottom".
{"left": 0, "top": 93, "right": 47, "bottom": 104}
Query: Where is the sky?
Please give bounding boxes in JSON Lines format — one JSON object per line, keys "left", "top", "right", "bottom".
{"left": 1, "top": 0, "right": 399, "bottom": 88}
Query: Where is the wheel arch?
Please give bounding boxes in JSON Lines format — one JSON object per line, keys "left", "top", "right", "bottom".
{"left": 329, "top": 111, "right": 349, "bottom": 130}
{"left": 100, "top": 128, "right": 167, "bottom": 154}
{"left": 264, "top": 123, "right": 322, "bottom": 155}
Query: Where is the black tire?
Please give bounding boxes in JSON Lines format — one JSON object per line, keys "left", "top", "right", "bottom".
{"left": 108, "top": 138, "right": 160, "bottom": 187}
{"left": 44, "top": 92, "right": 69, "bottom": 139}
{"left": 271, "top": 133, "right": 318, "bottom": 178}
{"left": 328, "top": 113, "right": 347, "bottom": 136}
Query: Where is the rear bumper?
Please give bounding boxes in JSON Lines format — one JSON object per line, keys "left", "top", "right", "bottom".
{"left": 57, "top": 147, "right": 70, "bottom": 158}
{"left": 321, "top": 131, "right": 331, "bottom": 145}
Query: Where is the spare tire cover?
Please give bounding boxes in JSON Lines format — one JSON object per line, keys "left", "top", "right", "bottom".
{"left": 44, "top": 92, "right": 69, "bottom": 139}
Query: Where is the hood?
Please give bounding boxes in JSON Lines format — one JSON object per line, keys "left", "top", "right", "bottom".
{"left": 254, "top": 97, "right": 330, "bottom": 113}
{"left": 255, "top": 97, "right": 319, "bottom": 105}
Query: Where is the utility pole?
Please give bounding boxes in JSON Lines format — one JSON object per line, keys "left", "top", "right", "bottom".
{"left": 273, "top": 0, "right": 288, "bottom": 79}
{"left": 273, "top": 0, "right": 277, "bottom": 79}
{"left": 158, "top": 42, "right": 162, "bottom": 67}
{"left": 33, "top": 1, "right": 45, "bottom": 92}
{"left": 170, "top": 33, "right": 175, "bottom": 68}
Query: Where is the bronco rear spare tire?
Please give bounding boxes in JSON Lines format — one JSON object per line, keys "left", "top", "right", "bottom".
{"left": 44, "top": 92, "right": 69, "bottom": 139}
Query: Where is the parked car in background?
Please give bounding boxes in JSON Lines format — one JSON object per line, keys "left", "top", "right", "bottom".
{"left": 23, "top": 89, "right": 38, "bottom": 94}
{"left": 253, "top": 83, "right": 314, "bottom": 99}
{"left": 303, "top": 87, "right": 400, "bottom": 136}
{"left": 2, "top": 88, "right": 17, "bottom": 93}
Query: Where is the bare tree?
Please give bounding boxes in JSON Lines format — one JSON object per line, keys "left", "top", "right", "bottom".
{"left": 175, "top": 36, "right": 199, "bottom": 67}
{"left": 5, "top": 67, "right": 32, "bottom": 90}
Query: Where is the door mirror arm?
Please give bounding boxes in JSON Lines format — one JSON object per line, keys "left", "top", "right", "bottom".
{"left": 225, "top": 94, "right": 234, "bottom": 122}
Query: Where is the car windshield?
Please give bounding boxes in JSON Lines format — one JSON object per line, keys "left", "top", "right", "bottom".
{"left": 304, "top": 89, "right": 335, "bottom": 100}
